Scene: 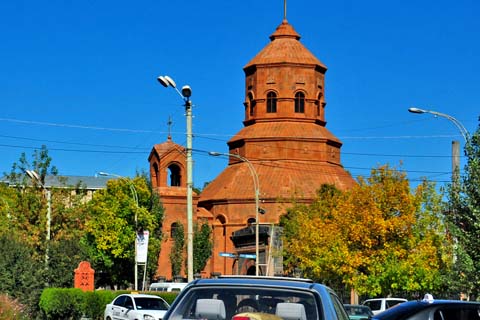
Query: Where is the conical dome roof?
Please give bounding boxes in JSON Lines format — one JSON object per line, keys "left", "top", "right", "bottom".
{"left": 244, "top": 19, "right": 326, "bottom": 69}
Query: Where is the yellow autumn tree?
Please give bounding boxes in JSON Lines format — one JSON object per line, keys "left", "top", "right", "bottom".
{"left": 282, "top": 165, "right": 453, "bottom": 296}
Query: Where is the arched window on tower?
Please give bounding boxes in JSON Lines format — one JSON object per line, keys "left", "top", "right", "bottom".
{"left": 295, "top": 92, "right": 305, "bottom": 113}
{"left": 266, "top": 91, "right": 277, "bottom": 113}
{"left": 318, "top": 92, "right": 325, "bottom": 118}
{"left": 248, "top": 93, "right": 255, "bottom": 116}
{"left": 152, "top": 162, "right": 159, "bottom": 188}
{"left": 168, "top": 164, "right": 181, "bottom": 187}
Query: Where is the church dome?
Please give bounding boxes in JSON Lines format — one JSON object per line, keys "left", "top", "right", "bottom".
{"left": 244, "top": 19, "right": 326, "bottom": 70}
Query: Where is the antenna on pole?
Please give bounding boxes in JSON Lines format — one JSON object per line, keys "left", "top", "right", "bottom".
{"left": 283, "top": 0, "right": 287, "bottom": 20}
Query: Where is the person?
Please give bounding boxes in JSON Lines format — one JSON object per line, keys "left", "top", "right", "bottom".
{"left": 218, "top": 293, "right": 237, "bottom": 320}
{"left": 236, "top": 298, "right": 259, "bottom": 313}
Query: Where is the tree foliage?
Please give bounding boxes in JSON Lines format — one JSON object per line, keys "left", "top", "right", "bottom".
{"left": 82, "top": 175, "right": 164, "bottom": 288}
{"left": 282, "top": 165, "right": 453, "bottom": 297}
{"left": 193, "top": 220, "right": 213, "bottom": 274}
{"left": 0, "top": 234, "right": 44, "bottom": 316}
{"left": 170, "top": 221, "right": 185, "bottom": 277}
{"left": 446, "top": 121, "right": 480, "bottom": 298}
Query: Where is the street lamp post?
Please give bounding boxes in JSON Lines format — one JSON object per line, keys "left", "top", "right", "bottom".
{"left": 97, "top": 172, "right": 139, "bottom": 290}
{"left": 26, "top": 170, "right": 51, "bottom": 269}
{"left": 408, "top": 107, "right": 469, "bottom": 184}
{"left": 408, "top": 107, "right": 469, "bottom": 142}
{"left": 209, "top": 151, "right": 261, "bottom": 276}
{"left": 157, "top": 75, "right": 194, "bottom": 283}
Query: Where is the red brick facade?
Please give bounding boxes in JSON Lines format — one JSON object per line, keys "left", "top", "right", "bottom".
{"left": 149, "top": 19, "right": 355, "bottom": 280}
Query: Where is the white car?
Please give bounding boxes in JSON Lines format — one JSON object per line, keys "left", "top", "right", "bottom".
{"left": 362, "top": 297, "right": 407, "bottom": 315}
{"left": 104, "top": 293, "right": 170, "bottom": 320}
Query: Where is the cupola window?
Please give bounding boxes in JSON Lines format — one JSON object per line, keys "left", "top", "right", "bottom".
{"left": 248, "top": 93, "right": 255, "bottom": 116}
{"left": 266, "top": 91, "right": 277, "bottom": 113}
{"left": 168, "top": 163, "right": 181, "bottom": 186}
{"left": 295, "top": 92, "right": 305, "bottom": 113}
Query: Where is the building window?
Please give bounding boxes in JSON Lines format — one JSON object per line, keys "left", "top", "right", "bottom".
{"left": 295, "top": 92, "right": 305, "bottom": 113}
{"left": 266, "top": 91, "right": 277, "bottom": 113}
{"left": 248, "top": 93, "right": 255, "bottom": 116}
{"left": 152, "top": 162, "right": 159, "bottom": 187}
{"left": 170, "top": 222, "right": 178, "bottom": 238}
{"left": 168, "top": 164, "right": 181, "bottom": 186}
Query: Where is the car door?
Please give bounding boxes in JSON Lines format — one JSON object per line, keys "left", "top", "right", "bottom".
{"left": 111, "top": 295, "right": 133, "bottom": 320}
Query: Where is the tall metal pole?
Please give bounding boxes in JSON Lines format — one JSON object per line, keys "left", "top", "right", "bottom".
{"left": 209, "top": 151, "right": 260, "bottom": 276}
{"left": 185, "top": 100, "right": 194, "bottom": 283}
{"left": 157, "top": 76, "right": 194, "bottom": 282}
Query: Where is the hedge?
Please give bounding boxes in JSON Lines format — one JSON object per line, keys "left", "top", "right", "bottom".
{"left": 39, "top": 288, "right": 178, "bottom": 320}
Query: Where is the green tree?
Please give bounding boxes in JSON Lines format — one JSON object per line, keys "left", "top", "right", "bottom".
{"left": 0, "top": 234, "right": 44, "bottom": 317}
{"left": 170, "top": 221, "right": 185, "bottom": 277}
{"left": 193, "top": 220, "right": 213, "bottom": 274}
{"left": 446, "top": 121, "right": 480, "bottom": 298}
{"left": 82, "top": 175, "right": 164, "bottom": 288}
{"left": 282, "top": 165, "right": 453, "bottom": 297}
{"left": 2, "top": 147, "right": 92, "bottom": 288}
{"left": 5, "top": 144, "right": 58, "bottom": 184}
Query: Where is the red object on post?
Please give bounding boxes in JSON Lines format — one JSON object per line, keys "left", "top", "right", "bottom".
{"left": 74, "top": 261, "right": 95, "bottom": 292}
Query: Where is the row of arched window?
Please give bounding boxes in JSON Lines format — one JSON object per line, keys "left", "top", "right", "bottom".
{"left": 248, "top": 91, "right": 310, "bottom": 115}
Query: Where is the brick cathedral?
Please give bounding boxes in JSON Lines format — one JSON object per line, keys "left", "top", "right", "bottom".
{"left": 148, "top": 18, "right": 356, "bottom": 280}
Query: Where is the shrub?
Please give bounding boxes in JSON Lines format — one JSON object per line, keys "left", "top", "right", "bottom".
{"left": 39, "top": 288, "right": 84, "bottom": 319}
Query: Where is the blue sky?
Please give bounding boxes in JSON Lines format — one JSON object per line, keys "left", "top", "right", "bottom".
{"left": 1, "top": 0, "right": 478, "bottom": 191}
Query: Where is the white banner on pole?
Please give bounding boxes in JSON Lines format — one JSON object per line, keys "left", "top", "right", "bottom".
{"left": 136, "top": 230, "right": 149, "bottom": 263}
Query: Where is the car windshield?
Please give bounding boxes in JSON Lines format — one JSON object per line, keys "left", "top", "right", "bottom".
{"left": 344, "top": 306, "right": 372, "bottom": 316}
{"left": 134, "top": 297, "right": 169, "bottom": 310}
{"left": 169, "top": 286, "right": 319, "bottom": 320}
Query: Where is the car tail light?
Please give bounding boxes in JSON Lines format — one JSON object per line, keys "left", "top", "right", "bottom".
{"left": 232, "top": 316, "right": 252, "bottom": 320}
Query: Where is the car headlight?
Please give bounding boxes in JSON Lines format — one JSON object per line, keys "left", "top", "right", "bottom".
{"left": 143, "top": 315, "right": 156, "bottom": 320}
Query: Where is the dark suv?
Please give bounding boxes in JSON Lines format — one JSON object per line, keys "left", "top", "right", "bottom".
{"left": 162, "top": 276, "right": 349, "bottom": 320}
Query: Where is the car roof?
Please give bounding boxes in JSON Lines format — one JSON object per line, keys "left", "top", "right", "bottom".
{"left": 373, "top": 300, "right": 480, "bottom": 320}
{"left": 120, "top": 293, "right": 165, "bottom": 298}
{"left": 189, "top": 276, "right": 323, "bottom": 290}
{"left": 364, "top": 298, "right": 407, "bottom": 301}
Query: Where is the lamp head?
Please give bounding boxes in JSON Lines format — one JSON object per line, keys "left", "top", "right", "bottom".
{"left": 157, "top": 75, "right": 177, "bottom": 88}
{"left": 408, "top": 107, "right": 426, "bottom": 114}
{"left": 26, "top": 170, "right": 40, "bottom": 182}
{"left": 209, "top": 151, "right": 221, "bottom": 156}
{"left": 157, "top": 76, "right": 169, "bottom": 87}
{"left": 181, "top": 85, "right": 192, "bottom": 98}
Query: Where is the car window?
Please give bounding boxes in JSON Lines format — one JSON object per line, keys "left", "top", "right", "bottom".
{"left": 134, "top": 297, "right": 169, "bottom": 310}
{"left": 386, "top": 300, "right": 405, "bottom": 309}
{"left": 329, "top": 293, "right": 349, "bottom": 320}
{"left": 169, "top": 286, "right": 319, "bottom": 320}
{"left": 113, "top": 295, "right": 127, "bottom": 307}
{"left": 124, "top": 296, "right": 134, "bottom": 309}
{"left": 365, "top": 300, "right": 381, "bottom": 311}
{"left": 433, "top": 306, "right": 480, "bottom": 320}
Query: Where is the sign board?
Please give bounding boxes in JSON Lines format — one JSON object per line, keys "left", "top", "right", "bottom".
{"left": 219, "top": 252, "right": 237, "bottom": 258}
{"left": 136, "top": 230, "right": 149, "bottom": 263}
{"left": 239, "top": 254, "right": 256, "bottom": 259}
